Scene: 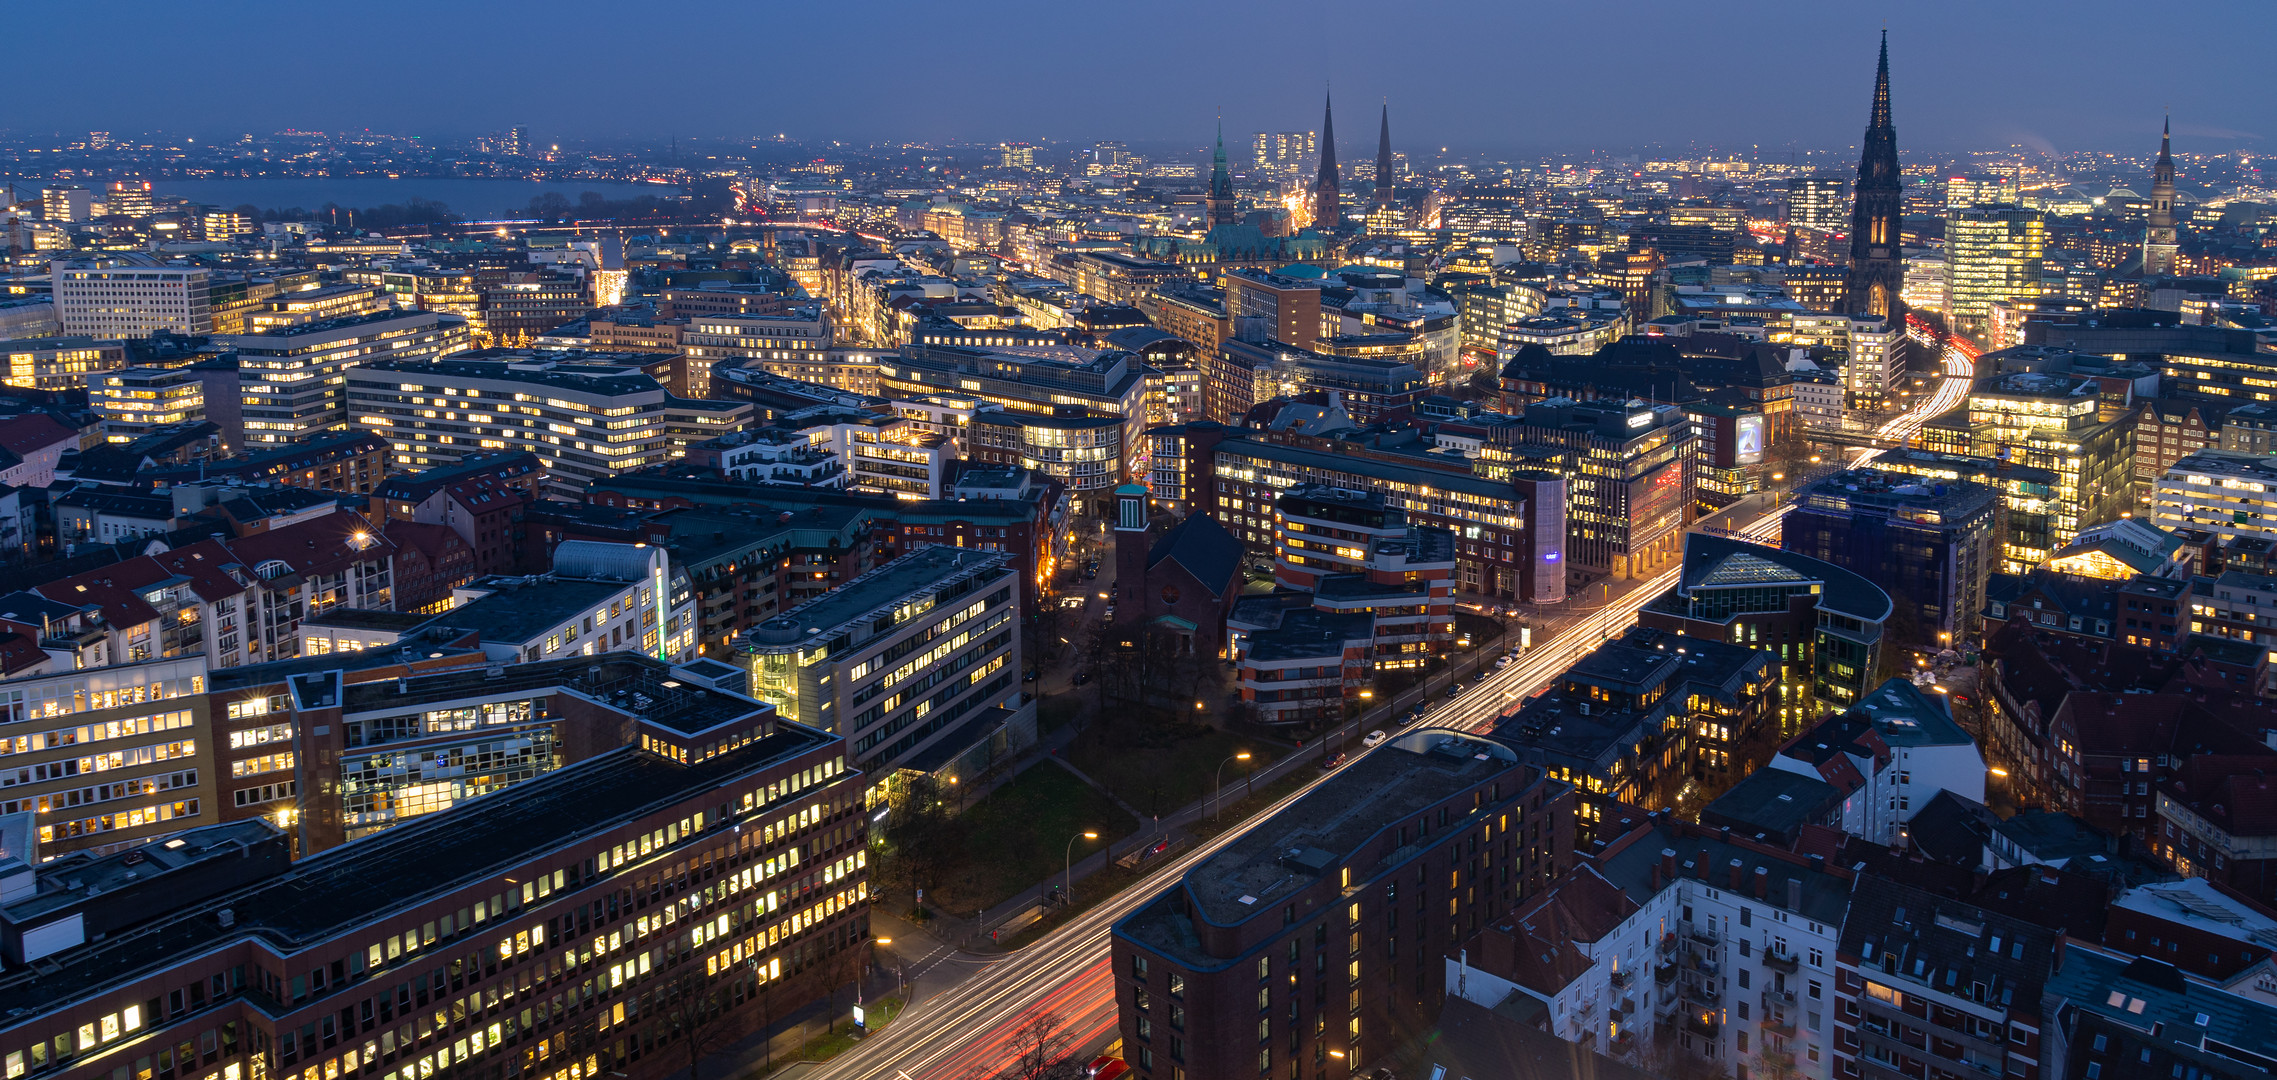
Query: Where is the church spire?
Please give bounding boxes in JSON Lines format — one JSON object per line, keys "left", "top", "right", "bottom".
{"left": 1312, "top": 87, "right": 1342, "bottom": 232}
{"left": 1207, "top": 111, "right": 1236, "bottom": 227}
{"left": 1374, "top": 100, "right": 1394, "bottom": 210}
{"left": 1843, "top": 30, "right": 1904, "bottom": 327}
{"left": 2145, "top": 112, "right": 2179, "bottom": 276}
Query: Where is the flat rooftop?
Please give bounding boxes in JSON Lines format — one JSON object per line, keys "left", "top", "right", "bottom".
{"left": 301, "top": 608, "right": 435, "bottom": 633}
{"left": 427, "top": 577, "right": 629, "bottom": 645}
{"left": 0, "top": 724, "right": 834, "bottom": 1019}
{"left": 336, "top": 653, "right": 766, "bottom": 737}
{"left": 1126, "top": 731, "right": 1515, "bottom": 957}
{"left": 744, "top": 546, "right": 1008, "bottom": 651}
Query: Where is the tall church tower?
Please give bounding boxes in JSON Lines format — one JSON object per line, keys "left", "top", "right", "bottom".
{"left": 1842, "top": 31, "right": 1905, "bottom": 322}
{"left": 1312, "top": 90, "right": 1342, "bottom": 232}
{"left": 1206, "top": 116, "right": 1237, "bottom": 227}
{"left": 2144, "top": 116, "right": 2179, "bottom": 277}
{"left": 1373, "top": 102, "right": 1395, "bottom": 210}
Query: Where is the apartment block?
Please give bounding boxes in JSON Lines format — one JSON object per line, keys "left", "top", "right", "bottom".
{"left": 211, "top": 311, "right": 472, "bottom": 448}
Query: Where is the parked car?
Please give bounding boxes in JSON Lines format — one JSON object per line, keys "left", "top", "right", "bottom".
{"left": 1073, "top": 671, "right": 1091, "bottom": 686}
{"left": 1362, "top": 730, "right": 1388, "bottom": 748}
{"left": 1445, "top": 685, "right": 1462, "bottom": 700}
{"left": 1319, "top": 752, "right": 1347, "bottom": 770}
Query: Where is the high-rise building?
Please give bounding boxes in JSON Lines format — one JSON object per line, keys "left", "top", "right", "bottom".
{"left": 2143, "top": 117, "right": 2180, "bottom": 277}
{"left": 51, "top": 256, "right": 213, "bottom": 338}
{"left": 1785, "top": 176, "right": 1847, "bottom": 231}
{"left": 1945, "top": 206, "right": 2047, "bottom": 339}
{"left": 1312, "top": 90, "right": 1342, "bottom": 231}
{"left": 2151, "top": 449, "right": 2277, "bottom": 545}
{"left": 1842, "top": 33, "right": 1904, "bottom": 321}
{"left": 104, "top": 179, "right": 156, "bottom": 218}
{"left": 998, "top": 141, "right": 1035, "bottom": 169}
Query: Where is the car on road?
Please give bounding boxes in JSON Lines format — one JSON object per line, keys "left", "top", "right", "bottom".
{"left": 1493, "top": 656, "right": 1511, "bottom": 669}
{"left": 1319, "top": 752, "right": 1347, "bottom": 770}
{"left": 1087, "top": 1057, "right": 1130, "bottom": 1080}
{"left": 1362, "top": 730, "right": 1388, "bottom": 748}
{"left": 1023, "top": 668, "right": 1040, "bottom": 682}
{"left": 1445, "top": 685, "right": 1462, "bottom": 700}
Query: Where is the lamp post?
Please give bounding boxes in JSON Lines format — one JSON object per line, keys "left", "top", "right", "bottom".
{"left": 1064, "top": 830, "right": 1099, "bottom": 903}
{"left": 1212, "top": 752, "right": 1251, "bottom": 821}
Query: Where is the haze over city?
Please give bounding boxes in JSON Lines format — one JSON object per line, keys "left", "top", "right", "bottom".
{"left": 0, "top": 6, "right": 2274, "bottom": 1080}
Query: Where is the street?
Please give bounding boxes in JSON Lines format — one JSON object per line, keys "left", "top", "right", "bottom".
{"left": 795, "top": 354, "right": 1977, "bottom": 1079}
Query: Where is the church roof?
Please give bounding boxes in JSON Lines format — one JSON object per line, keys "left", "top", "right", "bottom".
{"left": 1146, "top": 513, "right": 1243, "bottom": 600}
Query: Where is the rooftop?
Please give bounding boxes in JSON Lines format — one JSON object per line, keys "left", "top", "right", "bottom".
{"left": 742, "top": 546, "right": 1008, "bottom": 653}
{"left": 0, "top": 723, "right": 833, "bottom": 1018}
{"left": 419, "top": 576, "right": 629, "bottom": 646}
{"left": 336, "top": 652, "right": 767, "bottom": 738}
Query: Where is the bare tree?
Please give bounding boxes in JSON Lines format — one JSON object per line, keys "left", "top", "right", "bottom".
{"left": 654, "top": 976, "right": 738, "bottom": 1080}
{"left": 877, "top": 775, "right": 966, "bottom": 908}
{"left": 992, "top": 1009, "right": 1074, "bottom": 1080}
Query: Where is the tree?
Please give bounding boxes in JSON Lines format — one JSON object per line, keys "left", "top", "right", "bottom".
{"left": 982, "top": 1009, "right": 1074, "bottom": 1080}
{"left": 876, "top": 775, "right": 965, "bottom": 908}
{"left": 653, "top": 977, "right": 739, "bottom": 1080}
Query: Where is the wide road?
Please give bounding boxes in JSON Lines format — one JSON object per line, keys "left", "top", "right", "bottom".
{"left": 804, "top": 355, "right": 1977, "bottom": 1080}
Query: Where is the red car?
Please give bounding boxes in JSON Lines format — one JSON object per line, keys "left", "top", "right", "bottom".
{"left": 1088, "top": 1057, "right": 1130, "bottom": 1080}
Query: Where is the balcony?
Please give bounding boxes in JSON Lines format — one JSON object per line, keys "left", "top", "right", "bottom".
{"left": 1684, "top": 1013, "right": 1722, "bottom": 1040}
{"left": 1655, "top": 992, "right": 1681, "bottom": 1018}
{"left": 1763, "top": 947, "right": 1801, "bottom": 973}
{"left": 1763, "top": 988, "right": 1797, "bottom": 1009}
{"left": 1688, "top": 954, "right": 1720, "bottom": 976}
{"left": 1764, "top": 1012, "right": 1797, "bottom": 1038}
{"left": 1684, "top": 923, "right": 1720, "bottom": 947}
{"left": 1659, "top": 932, "right": 1677, "bottom": 955}
{"left": 1682, "top": 978, "right": 1721, "bottom": 1005}
{"left": 1611, "top": 968, "right": 1633, "bottom": 989}
{"left": 1655, "top": 962, "right": 1678, "bottom": 986}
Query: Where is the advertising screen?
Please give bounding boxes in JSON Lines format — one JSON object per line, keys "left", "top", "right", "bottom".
{"left": 1735, "top": 415, "right": 1765, "bottom": 465}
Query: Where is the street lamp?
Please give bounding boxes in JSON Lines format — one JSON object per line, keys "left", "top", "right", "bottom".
{"left": 1064, "top": 830, "right": 1099, "bottom": 903}
{"left": 1212, "top": 752, "right": 1252, "bottom": 821}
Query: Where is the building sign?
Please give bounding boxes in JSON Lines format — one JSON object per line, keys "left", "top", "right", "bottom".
{"left": 1735, "top": 415, "right": 1765, "bottom": 466}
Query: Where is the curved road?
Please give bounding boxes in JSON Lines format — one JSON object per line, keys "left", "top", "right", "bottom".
{"left": 806, "top": 353, "right": 1977, "bottom": 1080}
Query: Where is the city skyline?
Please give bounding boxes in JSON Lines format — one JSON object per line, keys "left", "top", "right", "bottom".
{"left": 4, "top": 1, "right": 2270, "bottom": 153}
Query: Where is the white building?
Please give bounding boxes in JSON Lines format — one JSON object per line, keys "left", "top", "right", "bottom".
{"left": 1448, "top": 823, "right": 1851, "bottom": 1078}
{"left": 94, "top": 366, "right": 206, "bottom": 442}
{"left": 430, "top": 541, "right": 697, "bottom": 665}
{"left": 51, "top": 256, "right": 213, "bottom": 338}
{"left": 1767, "top": 679, "right": 1985, "bottom": 847}
{"left": 2151, "top": 449, "right": 2277, "bottom": 545}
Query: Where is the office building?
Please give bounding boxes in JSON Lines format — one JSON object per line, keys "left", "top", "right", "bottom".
{"left": 679, "top": 309, "right": 833, "bottom": 394}
{"left": 50, "top": 257, "right": 213, "bottom": 338}
{"left": 1783, "top": 470, "right": 2000, "bottom": 640}
{"left": 1871, "top": 448, "right": 2061, "bottom": 574}
{"left": 93, "top": 367, "right": 205, "bottom": 442}
{"left": 0, "top": 656, "right": 212, "bottom": 853}
{"left": 739, "top": 546, "right": 1020, "bottom": 791}
{"left": 1, "top": 336, "right": 123, "bottom": 392}
{"left": 875, "top": 344, "right": 1147, "bottom": 509}
{"left": 1261, "top": 485, "right": 1458, "bottom": 668}
{"left": 422, "top": 540, "right": 698, "bottom": 665}
{"left": 1223, "top": 268, "right": 1324, "bottom": 352}
{"left": 2152, "top": 450, "right": 2277, "bottom": 545}
{"left": 1112, "top": 730, "right": 1566, "bottom": 1080}
{"left": 213, "top": 311, "right": 471, "bottom": 448}
{"left": 346, "top": 353, "right": 678, "bottom": 499}
{"left": 1471, "top": 396, "right": 1696, "bottom": 582}
{"left": 1640, "top": 533, "right": 1892, "bottom": 719}
{"left": 0, "top": 675, "right": 869, "bottom": 1080}
{"left": 965, "top": 410, "right": 1122, "bottom": 508}
{"left": 1967, "top": 373, "right": 2134, "bottom": 561}
{"left": 1945, "top": 207, "right": 2047, "bottom": 340}
{"left": 1489, "top": 625, "right": 1776, "bottom": 808}
{"left": 1209, "top": 338, "right": 1427, "bottom": 425}
{"left": 1786, "top": 176, "right": 1847, "bottom": 232}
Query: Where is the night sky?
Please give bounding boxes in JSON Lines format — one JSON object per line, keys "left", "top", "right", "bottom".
{"left": 13, "top": 0, "right": 2271, "bottom": 154}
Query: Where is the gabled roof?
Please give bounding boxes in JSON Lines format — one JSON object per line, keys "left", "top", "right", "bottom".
{"left": 1146, "top": 513, "right": 1242, "bottom": 599}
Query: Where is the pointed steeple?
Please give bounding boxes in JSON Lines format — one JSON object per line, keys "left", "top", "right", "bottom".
{"left": 1844, "top": 31, "right": 1904, "bottom": 324}
{"left": 1207, "top": 111, "right": 1236, "bottom": 227}
{"left": 1374, "top": 100, "right": 1395, "bottom": 210}
{"left": 1870, "top": 30, "right": 1892, "bottom": 132}
{"left": 2145, "top": 112, "right": 2179, "bottom": 275}
{"left": 1312, "top": 87, "right": 1342, "bottom": 231}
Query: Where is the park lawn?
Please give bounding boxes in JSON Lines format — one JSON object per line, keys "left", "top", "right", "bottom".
{"left": 929, "top": 763, "right": 1138, "bottom": 916}
{"left": 1063, "top": 725, "right": 1280, "bottom": 822}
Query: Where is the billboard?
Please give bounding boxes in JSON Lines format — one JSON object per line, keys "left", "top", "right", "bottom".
{"left": 1735, "top": 414, "right": 1766, "bottom": 466}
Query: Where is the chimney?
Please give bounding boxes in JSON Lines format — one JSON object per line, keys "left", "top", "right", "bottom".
{"left": 1787, "top": 878, "right": 1803, "bottom": 910}
{"left": 1661, "top": 848, "right": 1677, "bottom": 881}
{"left": 1728, "top": 858, "right": 1743, "bottom": 891}
{"left": 1809, "top": 854, "right": 1826, "bottom": 873}
{"left": 1753, "top": 866, "right": 1769, "bottom": 900}
{"left": 1649, "top": 864, "right": 1661, "bottom": 891}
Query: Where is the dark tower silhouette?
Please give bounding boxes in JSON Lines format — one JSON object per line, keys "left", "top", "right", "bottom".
{"left": 1842, "top": 31, "right": 1904, "bottom": 321}
{"left": 1373, "top": 101, "right": 1395, "bottom": 210}
{"left": 2144, "top": 115, "right": 2179, "bottom": 277}
{"left": 1312, "top": 89, "right": 1342, "bottom": 232}
{"left": 1207, "top": 114, "right": 1237, "bottom": 227}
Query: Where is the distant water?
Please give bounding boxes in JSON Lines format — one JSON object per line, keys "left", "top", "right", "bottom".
{"left": 151, "top": 178, "right": 683, "bottom": 219}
